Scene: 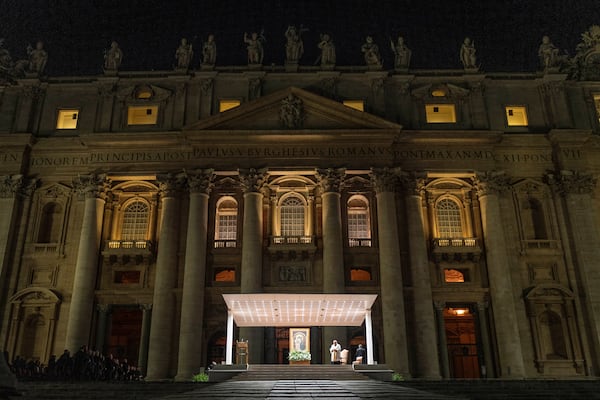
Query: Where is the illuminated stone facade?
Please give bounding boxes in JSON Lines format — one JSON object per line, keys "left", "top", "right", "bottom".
{"left": 2, "top": 56, "right": 600, "bottom": 381}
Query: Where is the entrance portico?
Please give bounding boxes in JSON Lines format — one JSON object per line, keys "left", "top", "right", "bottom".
{"left": 222, "top": 293, "right": 378, "bottom": 365}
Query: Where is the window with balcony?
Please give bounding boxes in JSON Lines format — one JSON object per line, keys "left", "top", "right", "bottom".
{"left": 436, "top": 198, "right": 462, "bottom": 238}
{"left": 215, "top": 197, "right": 238, "bottom": 248}
{"left": 121, "top": 200, "right": 149, "bottom": 240}
{"left": 347, "top": 195, "right": 371, "bottom": 247}
{"left": 280, "top": 196, "right": 305, "bottom": 237}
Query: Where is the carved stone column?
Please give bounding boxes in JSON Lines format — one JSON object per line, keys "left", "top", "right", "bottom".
{"left": 317, "top": 168, "right": 347, "bottom": 355}
{"left": 176, "top": 170, "right": 214, "bottom": 381}
{"left": 137, "top": 304, "right": 152, "bottom": 375}
{"left": 476, "top": 301, "right": 494, "bottom": 378}
{"left": 65, "top": 174, "right": 110, "bottom": 353}
{"left": 0, "top": 175, "right": 29, "bottom": 394}
{"left": 94, "top": 304, "right": 111, "bottom": 354}
{"left": 401, "top": 173, "right": 440, "bottom": 379}
{"left": 238, "top": 168, "right": 267, "bottom": 364}
{"left": 434, "top": 301, "right": 450, "bottom": 378}
{"left": 371, "top": 168, "right": 410, "bottom": 376}
{"left": 548, "top": 170, "right": 600, "bottom": 374}
{"left": 146, "top": 174, "right": 183, "bottom": 380}
{"left": 473, "top": 172, "right": 525, "bottom": 378}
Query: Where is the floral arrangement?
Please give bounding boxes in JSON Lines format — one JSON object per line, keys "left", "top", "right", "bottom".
{"left": 288, "top": 350, "right": 312, "bottom": 361}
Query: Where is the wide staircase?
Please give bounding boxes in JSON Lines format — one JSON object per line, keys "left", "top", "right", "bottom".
{"left": 230, "top": 364, "right": 369, "bottom": 381}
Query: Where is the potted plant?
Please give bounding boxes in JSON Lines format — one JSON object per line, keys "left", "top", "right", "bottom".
{"left": 288, "top": 350, "right": 311, "bottom": 365}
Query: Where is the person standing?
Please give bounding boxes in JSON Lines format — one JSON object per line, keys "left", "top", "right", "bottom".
{"left": 355, "top": 343, "right": 366, "bottom": 364}
{"left": 329, "top": 339, "right": 341, "bottom": 364}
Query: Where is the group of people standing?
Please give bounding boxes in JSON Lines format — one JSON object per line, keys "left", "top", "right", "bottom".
{"left": 329, "top": 339, "right": 366, "bottom": 365}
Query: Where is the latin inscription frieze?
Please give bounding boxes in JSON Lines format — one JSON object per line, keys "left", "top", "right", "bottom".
{"left": 19, "top": 145, "right": 584, "bottom": 169}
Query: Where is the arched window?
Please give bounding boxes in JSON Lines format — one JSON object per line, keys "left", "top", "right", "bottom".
{"left": 436, "top": 198, "right": 462, "bottom": 238}
{"left": 121, "top": 201, "right": 149, "bottom": 240}
{"left": 38, "top": 202, "right": 62, "bottom": 243}
{"left": 215, "top": 197, "right": 238, "bottom": 244}
{"left": 280, "top": 196, "right": 305, "bottom": 237}
{"left": 347, "top": 195, "right": 371, "bottom": 247}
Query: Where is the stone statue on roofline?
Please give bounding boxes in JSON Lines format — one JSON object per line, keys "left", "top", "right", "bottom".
{"left": 244, "top": 29, "right": 266, "bottom": 66}
{"left": 104, "top": 41, "right": 123, "bottom": 73}
{"left": 316, "top": 33, "right": 336, "bottom": 69}
{"left": 285, "top": 25, "right": 307, "bottom": 64}
{"left": 175, "top": 38, "right": 193, "bottom": 70}
{"left": 460, "top": 37, "right": 478, "bottom": 71}
{"left": 390, "top": 35, "right": 411, "bottom": 71}
{"left": 27, "top": 41, "right": 48, "bottom": 76}
{"left": 567, "top": 25, "right": 600, "bottom": 80}
{"left": 202, "top": 34, "right": 216, "bottom": 67}
{"left": 361, "top": 36, "right": 382, "bottom": 69}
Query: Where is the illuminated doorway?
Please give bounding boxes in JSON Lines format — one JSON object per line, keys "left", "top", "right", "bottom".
{"left": 107, "top": 307, "right": 142, "bottom": 365}
{"left": 207, "top": 332, "right": 227, "bottom": 365}
{"left": 444, "top": 306, "right": 480, "bottom": 378}
{"left": 276, "top": 327, "right": 290, "bottom": 364}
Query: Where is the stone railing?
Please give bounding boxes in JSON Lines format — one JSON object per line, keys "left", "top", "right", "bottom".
{"left": 432, "top": 237, "right": 481, "bottom": 262}
{"left": 214, "top": 239, "right": 238, "bottom": 248}
{"left": 348, "top": 238, "right": 372, "bottom": 248}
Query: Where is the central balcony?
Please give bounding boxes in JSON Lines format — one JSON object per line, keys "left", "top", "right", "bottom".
{"left": 431, "top": 237, "right": 482, "bottom": 262}
{"left": 268, "top": 235, "right": 317, "bottom": 260}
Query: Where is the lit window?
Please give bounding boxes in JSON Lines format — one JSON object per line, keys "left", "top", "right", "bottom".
{"left": 280, "top": 196, "right": 305, "bottom": 237}
{"left": 114, "top": 271, "right": 141, "bottom": 284}
{"left": 594, "top": 95, "right": 600, "bottom": 123}
{"left": 425, "top": 104, "right": 456, "bottom": 123}
{"left": 215, "top": 197, "right": 238, "bottom": 243}
{"left": 121, "top": 201, "right": 149, "bottom": 240}
{"left": 56, "top": 109, "right": 79, "bottom": 129}
{"left": 431, "top": 89, "right": 447, "bottom": 97}
{"left": 350, "top": 267, "right": 372, "bottom": 281}
{"left": 505, "top": 106, "right": 528, "bottom": 126}
{"left": 135, "top": 86, "right": 153, "bottom": 99}
{"left": 436, "top": 198, "right": 462, "bottom": 238}
{"left": 444, "top": 269, "right": 470, "bottom": 283}
{"left": 127, "top": 105, "right": 158, "bottom": 125}
{"left": 219, "top": 100, "right": 241, "bottom": 112}
{"left": 347, "top": 195, "right": 371, "bottom": 247}
{"left": 214, "top": 268, "right": 236, "bottom": 282}
{"left": 343, "top": 100, "right": 365, "bottom": 111}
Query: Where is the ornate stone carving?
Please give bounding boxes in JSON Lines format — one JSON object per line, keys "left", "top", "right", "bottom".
{"left": 473, "top": 172, "right": 510, "bottom": 197}
{"left": 546, "top": 171, "right": 597, "bottom": 196}
{"left": 239, "top": 168, "right": 267, "bottom": 193}
{"left": 361, "top": 36, "right": 382, "bottom": 69}
{"left": 200, "top": 78, "right": 213, "bottom": 95}
{"left": 97, "top": 83, "right": 116, "bottom": 98}
{"left": 248, "top": 78, "right": 262, "bottom": 100}
{"left": 174, "top": 38, "right": 193, "bottom": 70}
{"left": 279, "top": 266, "right": 306, "bottom": 282}
{"left": 73, "top": 174, "right": 111, "bottom": 200}
{"left": 460, "top": 37, "right": 478, "bottom": 70}
{"left": 370, "top": 168, "right": 400, "bottom": 193}
{"left": 156, "top": 173, "right": 184, "bottom": 198}
{"left": 317, "top": 168, "right": 345, "bottom": 193}
{"left": 103, "top": 41, "right": 123, "bottom": 72}
{"left": 434, "top": 300, "right": 446, "bottom": 311}
{"left": 96, "top": 304, "right": 112, "bottom": 313}
{"left": 184, "top": 169, "right": 215, "bottom": 194}
{"left": 570, "top": 25, "right": 600, "bottom": 80}
{"left": 279, "top": 94, "right": 304, "bottom": 129}
{"left": 284, "top": 25, "right": 307, "bottom": 63}
{"left": 390, "top": 36, "right": 411, "bottom": 70}
{"left": 371, "top": 78, "right": 385, "bottom": 96}
{"left": 317, "top": 34, "right": 336, "bottom": 68}
{"left": 202, "top": 34, "right": 216, "bottom": 66}
{"left": 21, "top": 178, "right": 39, "bottom": 198}
{"left": 0, "top": 175, "right": 23, "bottom": 198}
{"left": 320, "top": 77, "right": 337, "bottom": 98}
{"left": 21, "top": 85, "right": 43, "bottom": 100}
{"left": 399, "top": 172, "right": 426, "bottom": 196}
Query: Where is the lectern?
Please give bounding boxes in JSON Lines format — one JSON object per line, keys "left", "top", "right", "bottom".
{"left": 236, "top": 340, "right": 248, "bottom": 365}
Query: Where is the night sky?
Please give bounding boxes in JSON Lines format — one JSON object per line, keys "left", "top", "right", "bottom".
{"left": 1, "top": 0, "right": 599, "bottom": 76}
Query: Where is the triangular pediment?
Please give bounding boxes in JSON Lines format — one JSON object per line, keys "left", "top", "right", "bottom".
{"left": 184, "top": 86, "right": 402, "bottom": 132}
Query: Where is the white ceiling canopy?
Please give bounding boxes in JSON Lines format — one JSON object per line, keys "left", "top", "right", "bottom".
{"left": 222, "top": 293, "right": 378, "bottom": 327}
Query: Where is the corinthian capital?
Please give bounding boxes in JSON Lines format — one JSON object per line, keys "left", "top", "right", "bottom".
{"left": 239, "top": 168, "right": 268, "bottom": 193}
{"left": 399, "top": 171, "right": 427, "bottom": 196}
{"left": 0, "top": 175, "right": 24, "bottom": 198}
{"left": 546, "top": 170, "right": 597, "bottom": 196}
{"left": 473, "top": 171, "right": 510, "bottom": 197}
{"left": 317, "top": 168, "right": 346, "bottom": 193}
{"left": 73, "top": 174, "right": 111, "bottom": 200}
{"left": 184, "top": 169, "right": 215, "bottom": 194}
{"left": 370, "top": 167, "right": 400, "bottom": 193}
{"left": 156, "top": 173, "right": 184, "bottom": 198}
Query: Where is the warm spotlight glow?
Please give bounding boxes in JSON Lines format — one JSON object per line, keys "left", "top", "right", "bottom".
{"left": 343, "top": 100, "right": 365, "bottom": 111}
{"left": 219, "top": 100, "right": 241, "bottom": 112}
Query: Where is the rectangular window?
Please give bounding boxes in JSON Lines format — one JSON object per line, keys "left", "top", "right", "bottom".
{"left": 56, "top": 109, "right": 79, "bottom": 129}
{"left": 127, "top": 105, "right": 158, "bottom": 125}
{"left": 214, "top": 268, "right": 236, "bottom": 282}
{"left": 425, "top": 104, "right": 456, "bottom": 123}
{"left": 219, "top": 100, "right": 241, "bottom": 112}
{"left": 114, "top": 270, "right": 141, "bottom": 284}
{"left": 505, "top": 106, "right": 528, "bottom": 126}
{"left": 343, "top": 100, "right": 365, "bottom": 111}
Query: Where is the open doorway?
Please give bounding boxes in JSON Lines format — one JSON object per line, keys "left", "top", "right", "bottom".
{"left": 444, "top": 306, "right": 480, "bottom": 378}
{"left": 107, "top": 306, "right": 142, "bottom": 365}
